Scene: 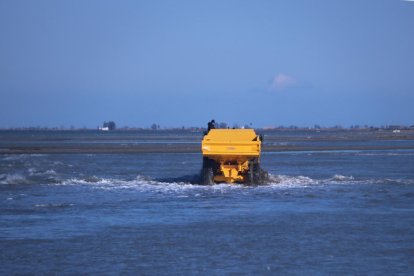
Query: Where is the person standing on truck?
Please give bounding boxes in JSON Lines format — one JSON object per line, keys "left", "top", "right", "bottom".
{"left": 207, "top": 119, "right": 216, "bottom": 133}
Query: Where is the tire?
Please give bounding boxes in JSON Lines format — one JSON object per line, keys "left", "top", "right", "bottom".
{"left": 246, "top": 163, "right": 254, "bottom": 185}
{"left": 201, "top": 158, "right": 214, "bottom": 185}
{"left": 246, "top": 160, "right": 261, "bottom": 185}
{"left": 252, "top": 163, "right": 261, "bottom": 184}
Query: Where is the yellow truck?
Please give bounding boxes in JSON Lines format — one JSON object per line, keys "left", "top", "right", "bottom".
{"left": 201, "top": 129, "right": 267, "bottom": 184}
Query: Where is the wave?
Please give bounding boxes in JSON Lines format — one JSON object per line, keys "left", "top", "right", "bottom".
{"left": 267, "top": 174, "right": 318, "bottom": 186}
{"left": 331, "top": 174, "right": 355, "bottom": 181}
{"left": 2, "top": 172, "right": 413, "bottom": 191}
{"left": 34, "top": 203, "right": 75, "bottom": 209}
{"left": 0, "top": 171, "right": 59, "bottom": 185}
{"left": 355, "top": 149, "right": 414, "bottom": 156}
{"left": 28, "top": 168, "right": 57, "bottom": 176}
{"left": 0, "top": 173, "right": 33, "bottom": 185}
{"left": 1, "top": 154, "right": 46, "bottom": 161}
{"left": 57, "top": 173, "right": 414, "bottom": 192}
{"left": 59, "top": 175, "right": 208, "bottom": 193}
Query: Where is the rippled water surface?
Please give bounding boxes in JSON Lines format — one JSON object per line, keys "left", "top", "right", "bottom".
{"left": 1, "top": 131, "right": 414, "bottom": 274}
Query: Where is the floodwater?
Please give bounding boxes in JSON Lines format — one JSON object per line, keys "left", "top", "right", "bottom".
{"left": 1, "top": 130, "right": 414, "bottom": 274}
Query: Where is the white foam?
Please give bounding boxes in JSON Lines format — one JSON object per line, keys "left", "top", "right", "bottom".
{"left": 2, "top": 154, "right": 46, "bottom": 161}
{"left": 355, "top": 151, "right": 414, "bottom": 156}
{"left": 383, "top": 178, "right": 414, "bottom": 185}
{"left": 58, "top": 175, "right": 241, "bottom": 195}
{"left": 34, "top": 203, "right": 74, "bottom": 208}
{"left": 2, "top": 155, "right": 25, "bottom": 161}
{"left": 0, "top": 173, "right": 31, "bottom": 185}
{"left": 3, "top": 171, "right": 411, "bottom": 191}
{"left": 45, "top": 169, "right": 56, "bottom": 175}
{"left": 28, "top": 168, "right": 56, "bottom": 176}
{"left": 57, "top": 174, "right": 325, "bottom": 194}
{"left": 266, "top": 174, "right": 319, "bottom": 187}
{"left": 331, "top": 174, "right": 355, "bottom": 181}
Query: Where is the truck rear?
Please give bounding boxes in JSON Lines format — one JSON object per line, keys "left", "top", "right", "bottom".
{"left": 201, "top": 129, "right": 266, "bottom": 184}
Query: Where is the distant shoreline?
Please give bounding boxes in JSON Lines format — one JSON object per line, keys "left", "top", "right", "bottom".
{"left": 2, "top": 144, "right": 414, "bottom": 155}
{"left": 1, "top": 125, "right": 414, "bottom": 132}
{"left": 2, "top": 146, "right": 414, "bottom": 154}
{"left": 1, "top": 128, "right": 414, "bottom": 154}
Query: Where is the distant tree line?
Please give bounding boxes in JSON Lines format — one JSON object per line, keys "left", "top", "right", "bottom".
{"left": 3, "top": 122, "right": 414, "bottom": 131}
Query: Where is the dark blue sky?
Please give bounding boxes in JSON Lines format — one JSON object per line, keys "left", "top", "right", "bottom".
{"left": 1, "top": 0, "right": 413, "bottom": 128}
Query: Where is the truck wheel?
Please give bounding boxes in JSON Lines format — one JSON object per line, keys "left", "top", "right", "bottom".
{"left": 247, "top": 161, "right": 261, "bottom": 185}
{"left": 253, "top": 163, "right": 261, "bottom": 184}
{"left": 246, "top": 164, "right": 255, "bottom": 185}
{"left": 201, "top": 158, "right": 214, "bottom": 185}
{"left": 201, "top": 167, "right": 214, "bottom": 185}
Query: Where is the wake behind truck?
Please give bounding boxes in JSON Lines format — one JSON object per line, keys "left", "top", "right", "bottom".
{"left": 201, "top": 129, "right": 267, "bottom": 185}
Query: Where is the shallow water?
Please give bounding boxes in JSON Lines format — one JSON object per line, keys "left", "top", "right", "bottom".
{"left": 1, "top": 131, "right": 414, "bottom": 274}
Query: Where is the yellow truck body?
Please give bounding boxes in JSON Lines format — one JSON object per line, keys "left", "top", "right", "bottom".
{"left": 201, "top": 129, "right": 264, "bottom": 184}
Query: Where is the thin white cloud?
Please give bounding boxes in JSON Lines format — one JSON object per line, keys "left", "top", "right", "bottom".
{"left": 270, "top": 73, "right": 297, "bottom": 91}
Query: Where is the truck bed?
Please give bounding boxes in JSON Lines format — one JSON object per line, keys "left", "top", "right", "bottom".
{"left": 202, "top": 129, "right": 261, "bottom": 158}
